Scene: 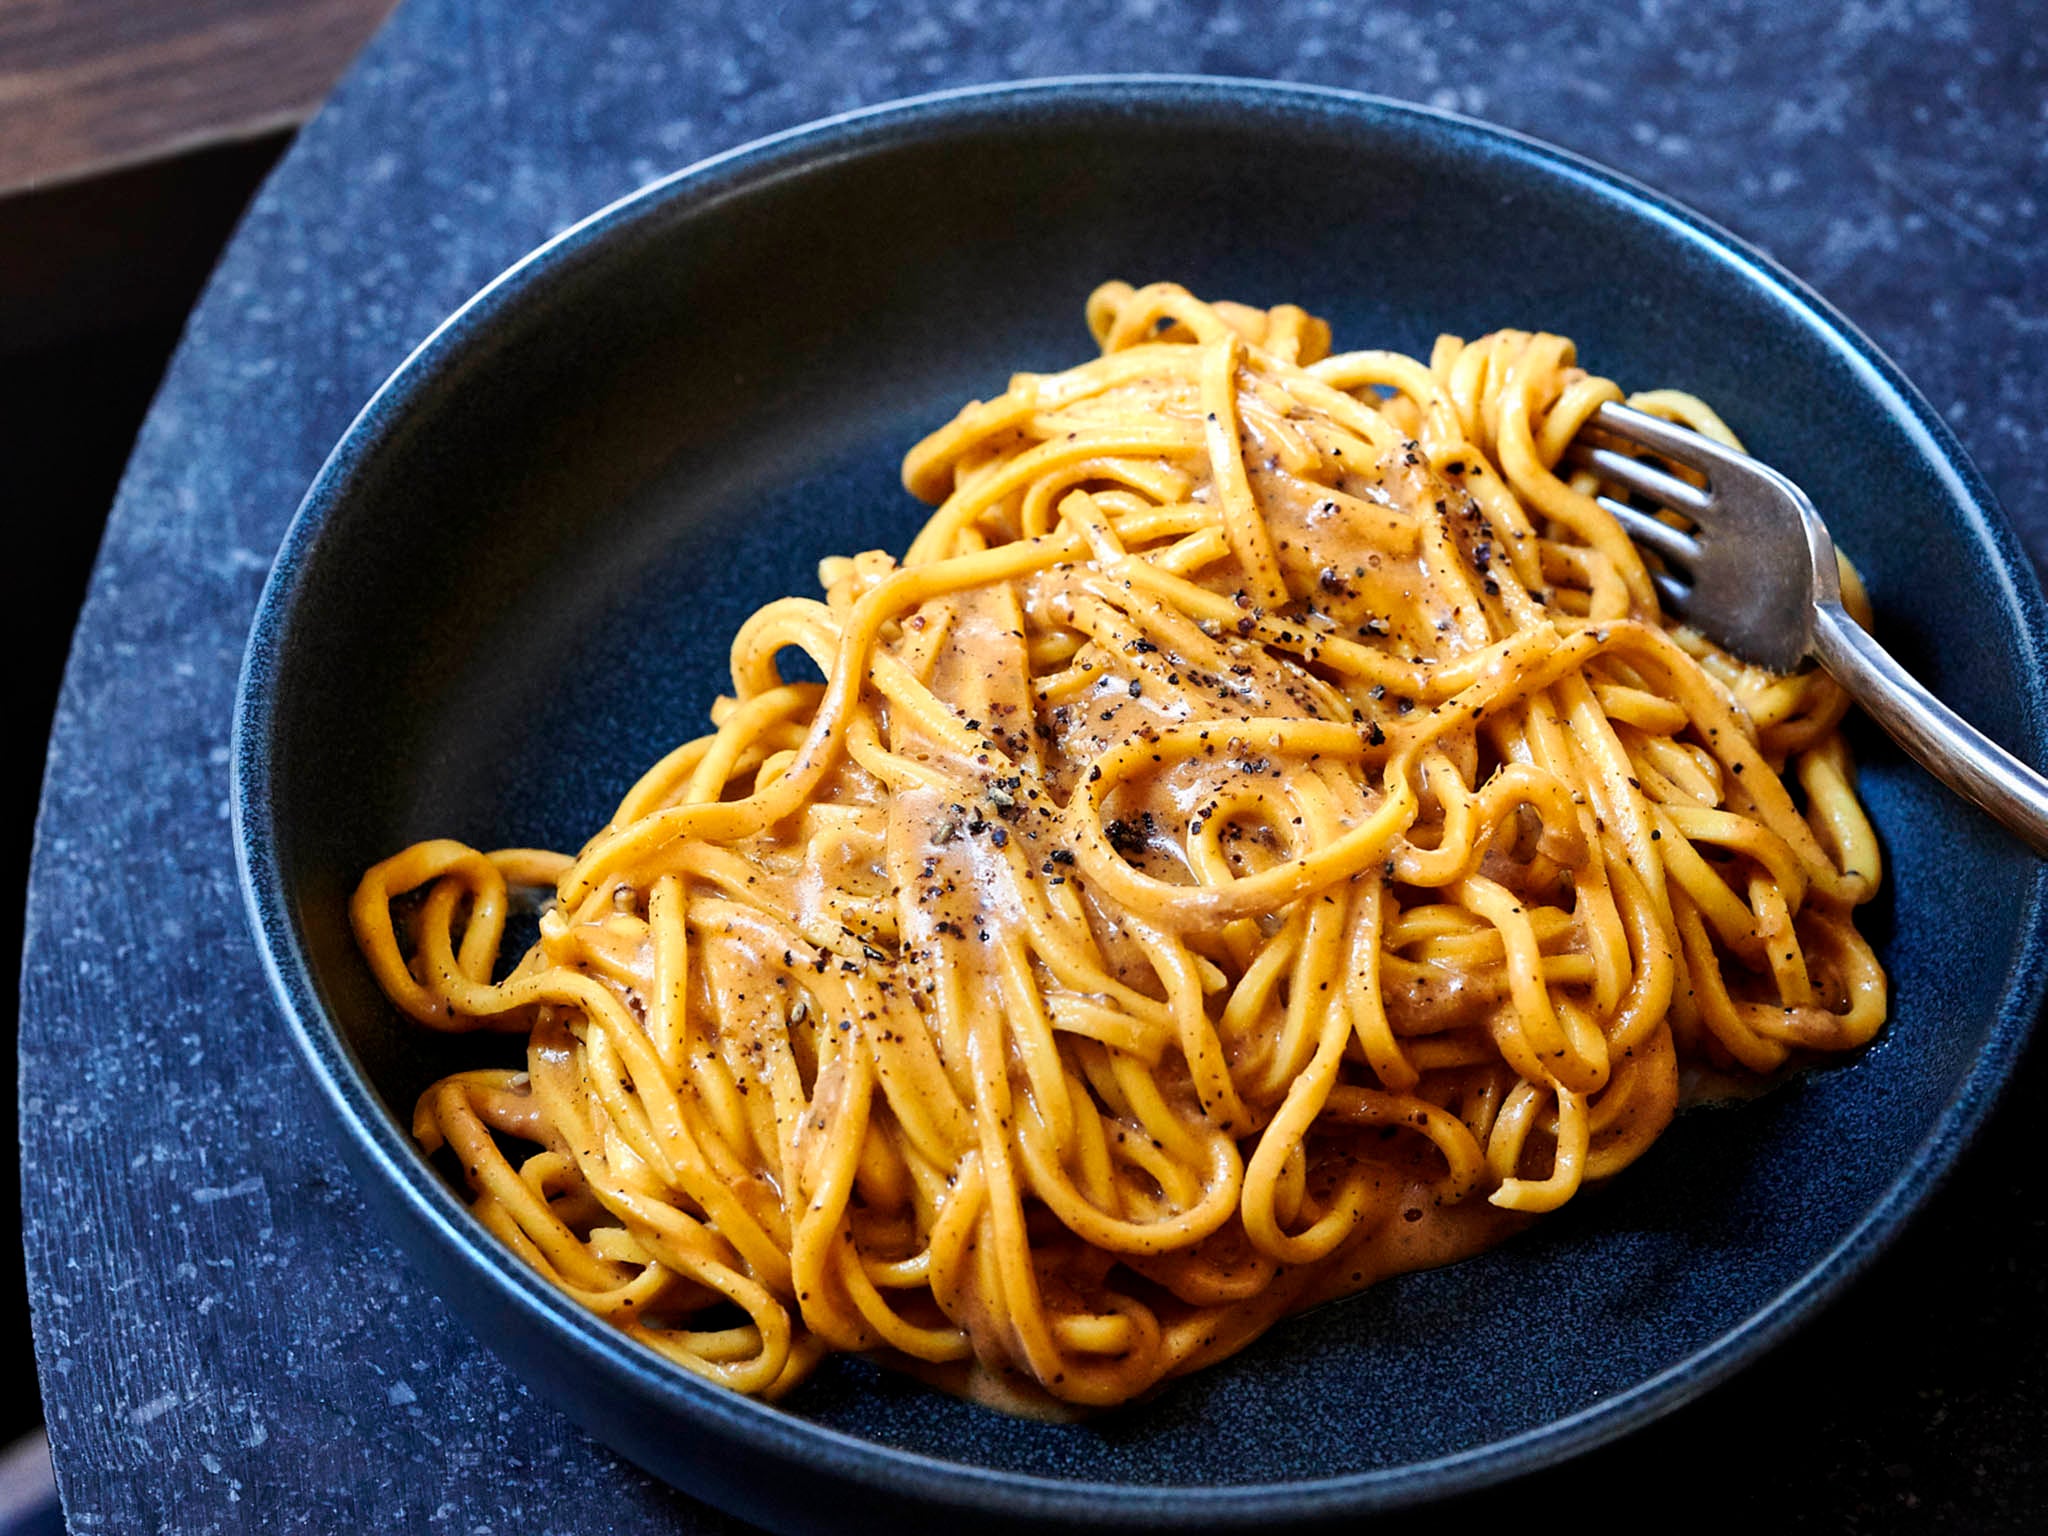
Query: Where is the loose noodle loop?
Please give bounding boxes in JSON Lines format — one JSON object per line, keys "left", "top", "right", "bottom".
{"left": 352, "top": 283, "right": 1885, "bottom": 1412}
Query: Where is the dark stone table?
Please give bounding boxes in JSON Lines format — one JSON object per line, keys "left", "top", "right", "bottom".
{"left": 22, "top": 2, "right": 2047, "bottom": 1530}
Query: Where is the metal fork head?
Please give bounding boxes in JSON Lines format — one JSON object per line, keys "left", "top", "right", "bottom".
{"left": 1566, "top": 401, "right": 1840, "bottom": 674}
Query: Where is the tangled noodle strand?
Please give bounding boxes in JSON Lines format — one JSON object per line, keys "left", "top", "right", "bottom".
{"left": 352, "top": 284, "right": 1884, "bottom": 1412}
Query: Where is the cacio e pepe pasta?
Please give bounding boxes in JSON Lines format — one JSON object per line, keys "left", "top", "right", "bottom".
{"left": 351, "top": 283, "right": 1886, "bottom": 1413}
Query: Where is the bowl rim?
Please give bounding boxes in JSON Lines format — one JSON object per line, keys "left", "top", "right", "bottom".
{"left": 231, "top": 73, "right": 2048, "bottom": 1525}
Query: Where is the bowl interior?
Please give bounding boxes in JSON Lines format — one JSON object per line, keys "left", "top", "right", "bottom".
{"left": 249, "top": 82, "right": 2047, "bottom": 1505}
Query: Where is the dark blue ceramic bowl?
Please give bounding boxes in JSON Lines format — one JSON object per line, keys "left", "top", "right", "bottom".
{"left": 233, "top": 78, "right": 2048, "bottom": 1533}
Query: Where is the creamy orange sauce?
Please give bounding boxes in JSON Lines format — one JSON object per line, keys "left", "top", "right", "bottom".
{"left": 355, "top": 284, "right": 1887, "bottom": 1414}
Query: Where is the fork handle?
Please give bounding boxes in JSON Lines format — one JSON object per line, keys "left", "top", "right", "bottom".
{"left": 1811, "top": 603, "right": 2048, "bottom": 856}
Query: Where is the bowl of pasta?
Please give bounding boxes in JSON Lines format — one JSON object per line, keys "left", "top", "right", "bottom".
{"left": 233, "top": 77, "right": 2048, "bottom": 1531}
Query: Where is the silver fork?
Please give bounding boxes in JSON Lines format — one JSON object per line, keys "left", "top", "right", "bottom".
{"left": 1564, "top": 401, "right": 2048, "bottom": 855}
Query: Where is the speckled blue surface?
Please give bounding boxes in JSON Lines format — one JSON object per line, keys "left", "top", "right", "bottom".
{"left": 23, "top": 5, "right": 2048, "bottom": 1534}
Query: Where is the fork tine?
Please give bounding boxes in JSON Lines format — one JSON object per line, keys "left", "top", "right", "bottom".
{"left": 1568, "top": 443, "right": 1713, "bottom": 516}
{"left": 1594, "top": 494, "right": 1700, "bottom": 565}
{"left": 1650, "top": 568, "right": 1691, "bottom": 612}
{"left": 1583, "top": 400, "right": 1750, "bottom": 479}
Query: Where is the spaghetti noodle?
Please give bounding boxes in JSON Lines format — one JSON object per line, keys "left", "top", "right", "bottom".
{"left": 352, "top": 282, "right": 1886, "bottom": 1411}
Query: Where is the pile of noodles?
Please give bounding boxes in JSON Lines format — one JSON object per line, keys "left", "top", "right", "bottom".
{"left": 353, "top": 282, "right": 1884, "bottom": 1411}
